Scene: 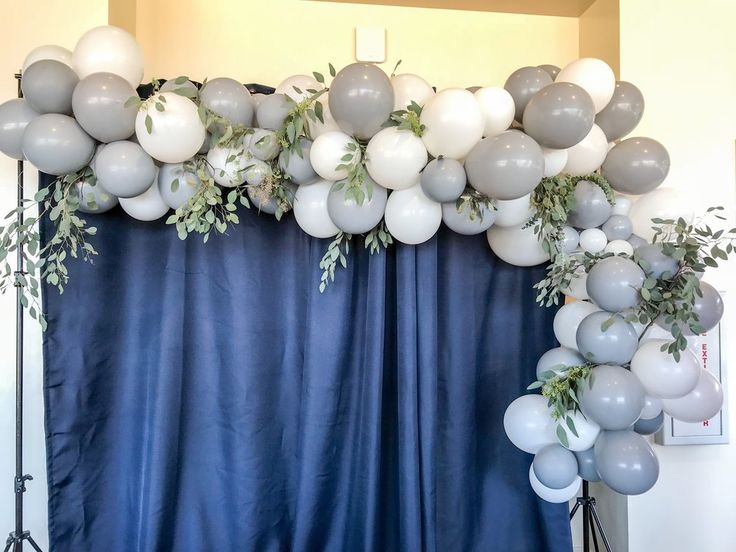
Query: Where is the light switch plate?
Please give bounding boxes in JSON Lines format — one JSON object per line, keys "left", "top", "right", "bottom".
{"left": 355, "top": 26, "right": 386, "bottom": 63}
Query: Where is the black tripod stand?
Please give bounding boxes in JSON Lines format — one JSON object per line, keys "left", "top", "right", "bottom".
{"left": 3, "top": 72, "right": 43, "bottom": 552}
{"left": 569, "top": 481, "right": 612, "bottom": 552}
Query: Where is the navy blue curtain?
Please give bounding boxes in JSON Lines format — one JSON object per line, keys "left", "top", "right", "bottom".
{"left": 41, "top": 174, "right": 572, "bottom": 552}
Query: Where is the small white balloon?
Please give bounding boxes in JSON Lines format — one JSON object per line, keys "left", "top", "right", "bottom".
{"left": 503, "top": 395, "right": 557, "bottom": 454}
{"left": 420, "top": 88, "right": 484, "bottom": 159}
{"left": 542, "top": 148, "right": 568, "bottom": 178}
{"left": 384, "top": 184, "right": 442, "bottom": 245}
{"left": 604, "top": 239, "right": 634, "bottom": 255}
{"left": 310, "top": 131, "right": 357, "bottom": 181}
{"left": 662, "top": 370, "right": 724, "bottom": 423}
{"left": 119, "top": 179, "right": 169, "bottom": 221}
{"left": 529, "top": 464, "right": 582, "bottom": 503}
{"left": 579, "top": 228, "right": 607, "bottom": 253}
{"left": 556, "top": 58, "right": 616, "bottom": 113}
{"left": 293, "top": 179, "right": 340, "bottom": 239}
{"left": 562, "top": 411, "right": 601, "bottom": 452}
{"left": 23, "top": 45, "right": 73, "bottom": 71}
{"left": 72, "top": 25, "right": 144, "bottom": 87}
{"left": 563, "top": 124, "right": 608, "bottom": 175}
{"left": 494, "top": 194, "right": 534, "bottom": 227}
{"left": 391, "top": 73, "right": 434, "bottom": 111}
{"left": 486, "top": 223, "right": 549, "bottom": 267}
{"left": 631, "top": 339, "right": 701, "bottom": 399}
{"left": 366, "top": 127, "right": 428, "bottom": 191}
{"left": 629, "top": 188, "right": 694, "bottom": 242}
{"left": 206, "top": 145, "right": 248, "bottom": 187}
{"left": 474, "top": 87, "right": 515, "bottom": 137}
{"left": 553, "top": 300, "right": 601, "bottom": 350}
{"left": 611, "top": 194, "right": 632, "bottom": 216}
{"left": 275, "top": 74, "right": 323, "bottom": 103}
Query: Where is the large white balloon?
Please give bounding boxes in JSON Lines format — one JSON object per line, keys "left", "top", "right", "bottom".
{"left": 310, "top": 131, "right": 356, "bottom": 181}
{"left": 474, "top": 87, "right": 515, "bottom": 137}
{"left": 365, "top": 127, "right": 428, "bottom": 191}
{"left": 556, "top": 58, "right": 615, "bottom": 113}
{"left": 486, "top": 223, "right": 549, "bottom": 267}
{"left": 72, "top": 25, "right": 144, "bottom": 88}
{"left": 529, "top": 464, "right": 582, "bottom": 503}
{"left": 542, "top": 148, "right": 568, "bottom": 178}
{"left": 662, "top": 370, "right": 724, "bottom": 423}
{"left": 384, "top": 184, "right": 442, "bottom": 245}
{"left": 563, "top": 124, "right": 608, "bottom": 175}
{"left": 135, "top": 93, "right": 206, "bottom": 164}
{"left": 308, "top": 92, "right": 341, "bottom": 138}
{"left": 23, "top": 44, "right": 73, "bottom": 71}
{"left": 206, "top": 145, "right": 248, "bottom": 187}
{"left": 629, "top": 188, "right": 694, "bottom": 242}
{"left": 293, "top": 179, "right": 340, "bottom": 239}
{"left": 553, "top": 300, "right": 601, "bottom": 350}
{"left": 503, "top": 395, "right": 557, "bottom": 454}
{"left": 275, "top": 74, "right": 323, "bottom": 103}
{"left": 119, "top": 179, "right": 169, "bottom": 221}
{"left": 630, "top": 340, "right": 701, "bottom": 399}
{"left": 494, "top": 194, "right": 534, "bottom": 227}
{"left": 391, "top": 73, "right": 434, "bottom": 111}
{"left": 420, "top": 88, "right": 484, "bottom": 159}
{"left": 562, "top": 411, "right": 601, "bottom": 452}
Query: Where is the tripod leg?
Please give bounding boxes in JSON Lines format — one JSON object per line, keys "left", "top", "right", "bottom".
{"left": 4, "top": 537, "right": 12, "bottom": 552}
{"left": 589, "top": 513, "right": 600, "bottom": 552}
{"left": 25, "top": 536, "right": 43, "bottom": 552}
{"left": 570, "top": 501, "right": 581, "bottom": 520}
{"left": 590, "top": 503, "right": 613, "bottom": 552}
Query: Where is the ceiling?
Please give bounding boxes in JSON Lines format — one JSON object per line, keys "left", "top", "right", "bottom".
{"left": 312, "top": 0, "right": 598, "bottom": 17}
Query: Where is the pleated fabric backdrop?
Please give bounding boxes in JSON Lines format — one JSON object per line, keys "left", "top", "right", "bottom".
{"left": 40, "top": 174, "right": 572, "bottom": 552}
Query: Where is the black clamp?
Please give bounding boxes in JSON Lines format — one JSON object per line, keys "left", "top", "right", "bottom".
{"left": 14, "top": 474, "right": 32, "bottom": 494}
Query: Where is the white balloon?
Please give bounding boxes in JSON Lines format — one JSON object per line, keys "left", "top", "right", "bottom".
{"left": 563, "top": 124, "right": 608, "bottom": 175}
{"left": 561, "top": 265, "right": 590, "bottom": 301}
{"left": 631, "top": 340, "right": 701, "bottom": 399}
{"left": 384, "top": 184, "right": 442, "bottom": 245}
{"left": 494, "top": 194, "right": 534, "bottom": 227}
{"left": 662, "top": 370, "right": 724, "bottom": 423}
{"left": 135, "top": 93, "right": 206, "bottom": 164}
{"left": 529, "top": 464, "right": 582, "bottom": 503}
{"left": 561, "top": 411, "right": 601, "bottom": 452}
{"left": 486, "top": 223, "right": 549, "bottom": 267}
{"left": 420, "top": 88, "right": 484, "bottom": 159}
{"left": 275, "top": 74, "right": 323, "bottom": 103}
{"left": 366, "top": 127, "right": 428, "bottom": 191}
{"left": 629, "top": 188, "right": 694, "bottom": 242}
{"left": 293, "top": 179, "right": 340, "bottom": 239}
{"left": 308, "top": 92, "right": 341, "bottom": 138}
{"left": 23, "top": 44, "right": 73, "bottom": 71}
{"left": 641, "top": 395, "right": 664, "bottom": 420}
{"left": 553, "top": 300, "right": 601, "bottom": 350}
{"left": 579, "top": 228, "right": 607, "bottom": 253}
{"left": 611, "top": 194, "right": 632, "bottom": 216}
{"left": 503, "top": 395, "right": 557, "bottom": 454}
{"left": 604, "top": 239, "right": 634, "bottom": 255}
{"left": 119, "top": 179, "right": 169, "bottom": 221}
{"left": 556, "top": 57, "right": 615, "bottom": 113}
{"left": 72, "top": 25, "right": 143, "bottom": 87}
{"left": 542, "top": 147, "right": 568, "bottom": 178}
{"left": 310, "top": 131, "right": 357, "bottom": 181}
{"left": 206, "top": 145, "right": 248, "bottom": 188}
{"left": 391, "top": 73, "right": 434, "bottom": 111}
{"left": 474, "top": 87, "right": 515, "bottom": 137}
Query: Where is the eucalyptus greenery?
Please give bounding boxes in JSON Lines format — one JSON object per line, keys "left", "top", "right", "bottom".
{"left": 364, "top": 220, "right": 393, "bottom": 255}
{"left": 382, "top": 101, "right": 426, "bottom": 137}
{"left": 319, "top": 231, "right": 352, "bottom": 293}
{"left": 455, "top": 186, "right": 495, "bottom": 221}
{"left": 330, "top": 140, "right": 372, "bottom": 206}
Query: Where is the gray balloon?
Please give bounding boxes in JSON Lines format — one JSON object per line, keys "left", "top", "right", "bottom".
{"left": 95, "top": 140, "right": 156, "bottom": 198}
{"left": 586, "top": 256, "right": 646, "bottom": 312}
{"left": 72, "top": 72, "right": 137, "bottom": 143}
{"left": 328, "top": 63, "right": 394, "bottom": 140}
{"left": 200, "top": 77, "right": 254, "bottom": 127}
{"left": 580, "top": 365, "right": 646, "bottom": 430}
{"left": 538, "top": 64, "right": 561, "bottom": 80}
{"left": 533, "top": 444, "right": 578, "bottom": 489}
{"left": 567, "top": 180, "right": 612, "bottom": 229}
{"left": 160, "top": 78, "right": 197, "bottom": 94}
{"left": 634, "top": 243, "right": 679, "bottom": 279}
{"left": 574, "top": 448, "right": 601, "bottom": 482}
{"left": 465, "top": 131, "right": 544, "bottom": 200}
{"left": 634, "top": 412, "right": 664, "bottom": 435}
{"left": 21, "top": 60, "right": 78, "bottom": 115}
{"left": 442, "top": 200, "right": 495, "bottom": 235}
{"left": 249, "top": 129, "right": 280, "bottom": 161}
{"left": 157, "top": 162, "right": 202, "bottom": 210}
{"left": 22, "top": 114, "right": 95, "bottom": 175}
{"left": 257, "top": 93, "right": 293, "bottom": 131}
{"left": 657, "top": 281, "right": 724, "bottom": 336}
{"left": 576, "top": 312, "right": 638, "bottom": 365}
{"left": 561, "top": 226, "right": 579, "bottom": 253}
{"left": 75, "top": 177, "right": 118, "bottom": 214}
{"left": 327, "top": 176, "right": 388, "bottom": 234}
{"left": 420, "top": 157, "right": 466, "bottom": 202}
{"left": 522, "top": 82, "right": 596, "bottom": 149}
{"left": 602, "top": 214, "right": 633, "bottom": 241}
{"left": 601, "top": 137, "right": 670, "bottom": 195}
{"left": 278, "top": 138, "right": 317, "bottom": 185}
{"left": 0, "top": 98, "right": 39, "bottom": 160}
{"left": 627, "top": 234, "right": 647, "bottom": 249}
{"left": 247, "top": 182, "right": 297, "bottom": 216}
{"left": 594, "top": 430, "right": 659, "bottom": 495}
{"left": 536, "top": 346, "right": 585, "bottom": 379}
{"left": 503, "top": 66, "right": 553, "bottom": 122}
{"left": 595, "top": 81, "right": 645, "bottom": 142}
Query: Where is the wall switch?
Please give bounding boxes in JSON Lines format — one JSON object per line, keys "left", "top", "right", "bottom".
{"left": 355, "top": 26, "right": 386, "bottom": 63}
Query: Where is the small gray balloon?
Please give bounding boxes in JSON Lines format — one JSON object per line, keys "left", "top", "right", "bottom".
{"left": 567, "top": 180, "right": 613, "bottom": 229}
{"left": 465, "top": 131, "right": 544, "bottom": 200}
{"left": 536, "top": 346, "right": 585, "bottom": 380}
{"left": 420, "top": 157, "right": 466, "bottom": 203}
{"left": 200, "top": 77, "right": 254, "bottom": 127}
{"left": 328, "top": 63, "right": 394, "bottom": 140}
{"left": 157, "top": 162, "right": 202, "bottom": 210}
{"left": 72, "top": 72, "right": 137, "bottom": 143}
{"left": 0, "top": 98, "right": 39, "bottom": 159}
{"left": 595, "top": 81, "right": 645, "bottom": 142}
{"left": 522, "top": 82, "right": 596, "bottom": 149}
{"left": 601, "top": 137, "right": 670, "bottom": 195}
{"left": 22, "top": 114, "right": 95, "bottom": 175}
{"left": 576, "top": 312, "right": 639, "bottom": 365}
{"left": 327, "top": 176, "right": 388, "bottom": 234}
{"left": 628, "top": 234, "right": 647, "bottom": 249}
{"left": 278, "top": 138, "right": 317, "bottom": 185}
{"left": 249, "top": 129, "right": 280, "bottom": 161}
{"left": 75, "top": 178, "right": 118, "bottom": 214}
{"left": 248, "top": 181, "right": 296, "bottom": 216}
{"left": 503, "top": 66, "right": 553, "bottom": 122}
{"left": 257, "top": 93, "right": 294, "bottom": 131}
{"left": 466, "top": 86, "right": 481, "bottom": 93}
{"left": 574, "top": 448, "right": 601, "bottom": 482}
{"left": 95, "top": 140, "right": 156, "bottom": 198}
{"left": 586, "top": 256, "right": 646, "bottom": 312}
{"left": 634, "top": 243, "right": 679, "bottom": 279}
{"left": 533, "top": 444, "right": 578, "bottom": 489}
{"left": 537, "top": 64, "right": 561, "bottom": 80}
{"left": 634, "top": 412, "right": 664, "bottom": 435}
{"left": 594, "top": 430, "right": 659, "bottom": 495}
{"left": 561, "top": 226, "right": 580, "bottom": 253}
{"left": 602, "top": 214, "right": 633, "bottom": 241}
{"left": 160, "top": 78, "right": 197, "bottom": 94}
{"left": 442, "top": 200, "right": 495, "bottom": 235}
{"left": 21, "top": 60, "right": 78, "bottom": 115}
{"left": 580, "top": 365, "right": 646, "bottom": 430}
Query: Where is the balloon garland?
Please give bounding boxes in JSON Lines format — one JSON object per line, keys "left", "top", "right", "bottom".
{"left": 0, "top": 25, "right": 734, "bottom": 501}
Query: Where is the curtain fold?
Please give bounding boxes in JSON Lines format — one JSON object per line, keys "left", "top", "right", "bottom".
{"left": 41, "top": 174, "right": 572, "bottom": 552}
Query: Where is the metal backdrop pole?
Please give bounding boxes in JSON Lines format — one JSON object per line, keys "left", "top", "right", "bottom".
{"left": 570, "top": 480, "right": 612, "bottom": 552}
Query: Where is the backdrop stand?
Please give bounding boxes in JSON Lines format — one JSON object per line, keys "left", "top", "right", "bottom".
{"left": 3, "top": 71, "right": 43, "bottom": 552}
{"left": 569, "top": 481, "right": 612, "bottom": 552}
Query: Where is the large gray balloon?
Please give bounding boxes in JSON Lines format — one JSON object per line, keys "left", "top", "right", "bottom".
{"left": 248, "top": 182, "right": 297, "bottom": 216}
{"left": 75, "top": 177, "right": 119, "bottom": 214}
{"left": 256, "top": 93, "right": 293, "bottom": 131}
{"left": 533, "top": 444, "right": 578, "bottom": 489}
{"left": 420, "top": 157, "right": 466, "bottom": 203}
{"left": 537, "top": 64, "right": 561, "bottom": 80}
{"left": 586, "top": 256, "right": 646, "bottom": 312}
{"left": 95, "top": 140, "right": 156, "bottom": 198}
{"left": 567, "top": 180, "right": 612, "bottom": 229}
{"left": 328, "top": 63, "right": 394, "bottom": 140}
{"left": 595, "top": 81, "right": 645, "bottom": 142}
{"left": 157, "top": 162, "right": 202, "bottom": 210}
{"left": 579, "top": 364, "right": 646, "bottom": 430}
{"left": 522, "top": 82, "right": 596, "bottom": 149}
{"left": 594, "top": 430, "right": 659, "bottom": 495}
{"left": 22, "top": 114, "right": 95, "bottom": 175}
{"left": 327, "top": 176, "right": 388, "bottom": 234}
{"left": 574, "top": 448, "right": 601, "bottom": 482}
{"left": 601, "top": 214, "right": 633, "bottom": 241}
{"left": 0, "top": 98, "right": 39, "bottom": 159}
{"left": 503, "top": 66, "right": 553, "bottom": 122}
{"left": 441, "top": 200, "right": 495, "bottom": 235}
{"left": 576, "top": 312, "right": 638, "bottom": 365}
{"left": 72, "top": 72, "right": 137, "bottom": 143}
{"left": 536, "top": 346, "right": 585, "bottom": 379}
{"left": 634, "top": 412, "right": 664, "bottom": 435}
{"left": 657, "top": 280, "right": 724, "bottom": 336}
{"left": 200, "top": 77, "right": 254, "bottom": 127}
{"left": 634, "top": 243, "right": 679, "bottom": 279}
{"left": 21, "top": 60, "right": 78, "bottom": 115}
{"left": 601, "top": 137, "right": 670, "bottom": 195}
{"left": 465, "top": 131, "right": 544, "bottom": 200}
{"left": 278, "top": 138, "right": 317, "bottom": 185}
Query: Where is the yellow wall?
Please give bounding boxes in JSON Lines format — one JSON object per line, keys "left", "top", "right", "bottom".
{"left": 579, "top": 0, "right": 619, "bottom": 76}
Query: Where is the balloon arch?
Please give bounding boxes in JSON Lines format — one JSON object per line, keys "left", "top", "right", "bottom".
{"left": 0, "top": 25, "right": 733, "bottom": 503}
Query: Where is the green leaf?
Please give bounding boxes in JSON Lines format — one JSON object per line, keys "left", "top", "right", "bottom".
{"left": 556, "top": 424, "right": 569, "bottom": 448}
{"left": 145, "top": 114, "right": 153, "bottom": 134}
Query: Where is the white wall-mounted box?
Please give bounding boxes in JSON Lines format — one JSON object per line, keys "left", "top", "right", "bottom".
{"left": 355, "top": 26, "right": 386, "bottom": 63}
